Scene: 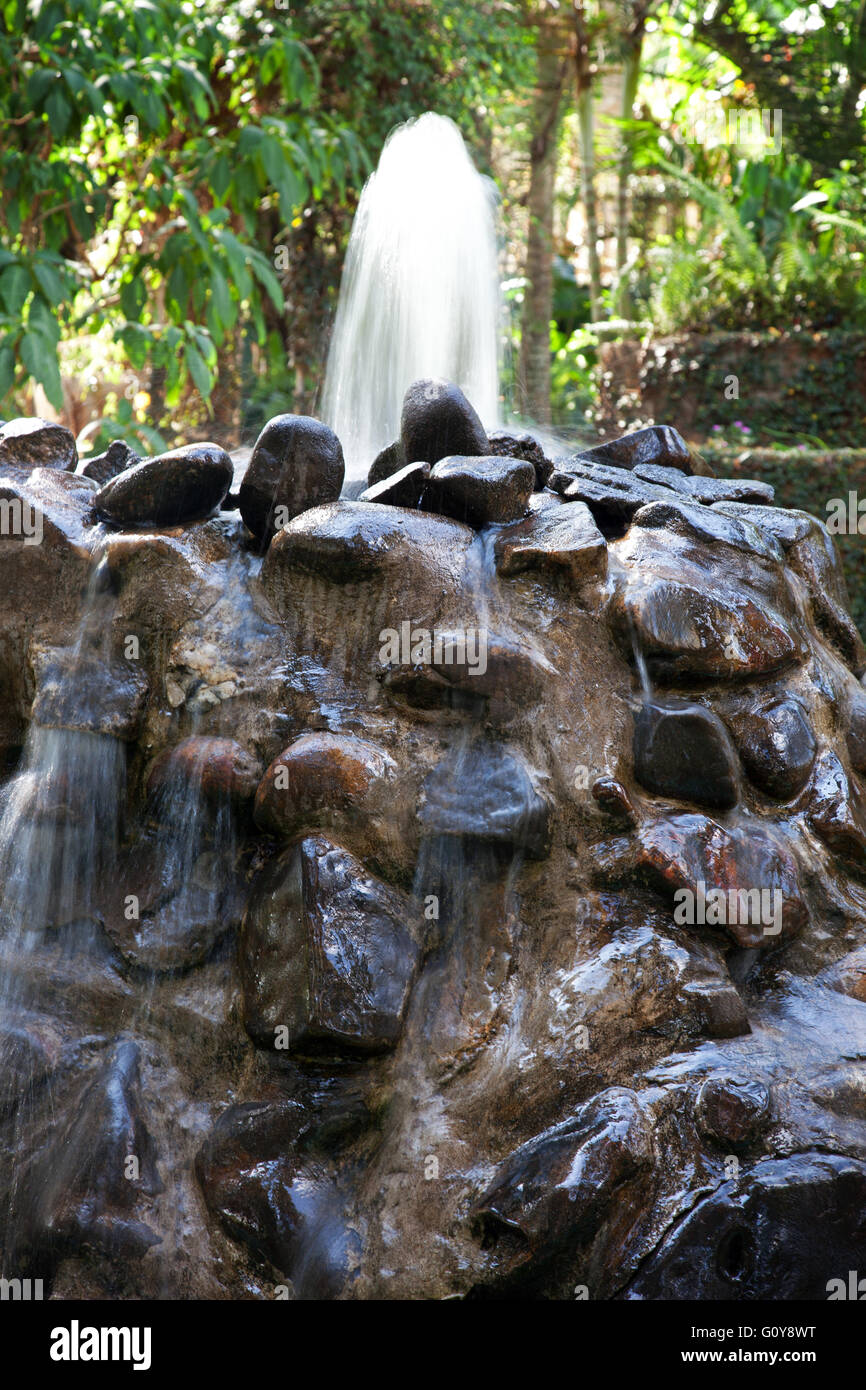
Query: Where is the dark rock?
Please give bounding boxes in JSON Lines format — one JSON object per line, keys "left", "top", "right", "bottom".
{"left": 846, "top": 684, "right": 866, "bottom": 774}
{"left": 420, "top": 741, "right": 550, "bottom": 859}
{"left": 822, "top": 945, "right": 866, "bottom": 1003}
{"left": 591, "top": 777, "right": 637, "bottom": 827}
{"left": 631, "top": 498, "right": 782, "bottom": 561}
{"left": 367, "top": 439, "right": 407, "bottom": 488}
{"left": 494, "top": 497, "right": 607, "bottom": 584}
{"left": 0, "top": 417, "right": 77, "bottom": 471}
{"left": 633, "top": 698, "right": 740, "bottom": 810}
{"left": 621, "top": 813, "right": 808, "bottom": 949}
{"left": 80, "top": 439, "right": 139, "bottom": 485}
{"left": 31, "top": 646, "right": 149, "bottom": 741}
{"left": 695, "top": 1075, "right": 770, "bottom": 1147}
{"left": 626, "top": 1155, "right": 866, "bottom": 1299}
{"left": 471, "top": 1088, "right": 653, "bottom": 1290}
{"left": 238, "top": 414, "right": 345, "bottom": 546}
{"left": 3, "top": 1039, "right": 161, "bottom": 1278}
{"left": 724, "top": 697, "right": 816, "bottom": 800}
{"left": 359, "top": 460, "right": 430, "bottom": 509}
{"left": 805, "top": 750, "right": 866, "bottom": 875}
{"left": 633, "top": 462, "right": 773, "bottom": 505}
{"left": 400, "top": 378, "right": 489, "bottom": 465}
{"left": 549, "top": 458, "right": 672, "bottom": 523}
{"left": 147, "top": 736, "right": 261, "bottom": 814}
{"left": 575, "top": 424, "right": 711, "bottom": 476}
{"left": 487, "top": 429, "right": 553, "bottom": 489}
{"left": 684, "top": 983, "right": 751, "bottom": 1039}
{"left": 94, "top": 443, "right": 233, "bottom": 528}
{"left": 240, "top": 835, "right": 421, "bottom": 1054}
{"left": 713, "top": 501, "right": 812, "bottom": 549}
{"left": 785, "top": 514, "right": 866, "bottom": 674}
{"left": 426, "top": 455, "right": 534, "bottom": 527}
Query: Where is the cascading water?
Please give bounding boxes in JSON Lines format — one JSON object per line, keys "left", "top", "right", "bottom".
{"left": 321, "top": 112, "right": 503, "bottom": 482}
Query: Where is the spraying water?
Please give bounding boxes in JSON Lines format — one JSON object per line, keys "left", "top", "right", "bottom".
{"left": 322, "top": 112, "right": 503, "bottom": 482}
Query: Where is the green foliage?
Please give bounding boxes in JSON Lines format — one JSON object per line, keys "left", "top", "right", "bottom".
{"left": 0, "top": 0, "right": 363, "bottom": 417}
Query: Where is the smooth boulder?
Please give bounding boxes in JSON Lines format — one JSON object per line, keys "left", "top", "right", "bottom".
{"left": 400, "top": 378, "right": 489, "bottom": 465}
{"left": 94, "top": 443, "right": 233, "bottom": 528}
{"left": 239, "top": 414, "right": 345, "bottom": 546}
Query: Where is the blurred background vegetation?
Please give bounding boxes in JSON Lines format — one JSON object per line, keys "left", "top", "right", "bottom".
{"left": 3, "top": 0, "right": 866, "bottom": 614}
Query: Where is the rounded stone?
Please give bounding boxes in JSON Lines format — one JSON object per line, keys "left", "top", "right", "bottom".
{"left": 94, "top": 443, "right": 233, "bottom": 528}
{"left": 239, "top": 414, "right": 345, "bottom": 546}
{"left": 695, "top": 1074, "right": 771, "bottom": 1146}
{"left": 400, "top": 378, "right": 489, "bottom": 466}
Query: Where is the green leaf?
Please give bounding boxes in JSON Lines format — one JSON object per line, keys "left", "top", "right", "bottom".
{"left": 0, "top": 265, "right": 30, "bottom": 315}
{"left": 185, "top": 344, "right": 212, "bottom": 398}
{"left": 20, "top": 331, "right": 63, "bottom": 409}
{"left": 0, "top": 343, "right": 14, "bottom": 401}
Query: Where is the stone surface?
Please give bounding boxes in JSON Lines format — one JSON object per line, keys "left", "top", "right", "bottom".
{"left": 0, "top": 416, "right": 77, "bottom": 471}
{"left": 633, "top": 697, "right": 740, "bottom": 809}
{"left": 367, "top": 438, "right": 407, "bottom": 488}
{"left": 695, "top": 1074, "right": 770, "bottom": 1147}
{"left": 494, "top": 497, "right": 607, "bottom": 584}
{"left": 419, "top": 741, "right": 550, "bottom": 858}
{"left": 240, "top": 835, "right": 421, "bottom": 1054}
{"left": 239, "top": 414, "right": 345, "bottom": 546}
{"left": 575, "top": 424, "right": 711, "bottom": 475}
{"left": 400, "top": 378, "right": 489, "bottom": 466}
{"left": 633, "top": 462, "right": 773, "bottom": 505}
{"left": 487, "top": 428, "right": 553, "bottom": 489}
{"left": 359, "top": 460, "right": 430, "bottom": 509}
{"left": 805, "top": 750, "right": 866, "bottom": 876}
{"left": 724, "top": 696, "right": 816, "bottom": 800}
{"left": 426, "top": 454, "right": 535, "bottom": 527}
{"left": 147, "top": 736, "right": 262, "bottom": 813}
{"left": 80, "top": 439, "right": 139, "bottom": 485}
{"left": 94, "top": 443, "right": 233, "bottom": 528}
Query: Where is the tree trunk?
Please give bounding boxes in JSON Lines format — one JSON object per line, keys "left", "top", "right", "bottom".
{"left": 573, "top": 5, "right": 601, "bottom": 323}
{"left": 518, "top": 15, "right": 567, "bottom": 424}
{"left": 614, "top": 14, "right": 645, "bottom": 319}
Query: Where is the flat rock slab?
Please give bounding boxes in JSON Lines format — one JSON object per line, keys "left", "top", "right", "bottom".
{"left": 0, "top": 417, "right": 77, "bottom": 471}
{"left": 427, "top": 454, "right": 535, "bottom": 526}
{"left": 241, "top": 834, "right": 421, "bottom": 1055}
{"left": 549, "top": 458, "right": 673, "bottom": 521}
{"left": 494, "top": 497, "right": 607, "bottom": 584}
{"left": 95, "top": 443, "right": 233, "bottom": 528}
{"left": 359, "top": 460, "right": 430, "bottom": 509}
{"left": 633, "top": 462, "right": 774, "bottom": 505}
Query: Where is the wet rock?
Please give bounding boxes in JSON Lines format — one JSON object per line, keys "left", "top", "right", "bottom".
{"left": 239, "top": 414, "right": 345, "bottom": 547}
{"left": 426, "top": 455, "right": 535, "bottom": 527}
{"left": 31, "top": 646, "right": 149, "bottom": 741}
{"left": 359, "top": 460, "right": 430, "bottom": 509}
{"left": 472, "top": 1088, "right": 653, "bottom": 1290}
{"left": 94, "top": 443, "right": 233, "bottom": 528}
{"left": 0, "top": 417, "right": 77, "bottom": 471}
{"left": 845, "top": 684, "right": 866, "bottom": 774}
{"left": 591, "top": 777, "right": 637, "bottom": 827}
{"left": 633, "top": 698, "right": 740, "bottom": 810}
{"left": 3, "top": 1039, "right": 161, "bottom": 1278}
{"left": 494, "top": 498, "right": 607, "bottom": 584}
{"left": 684, "top": 982, "right": 751, "bottom": 1039}
{"left": 487, "top": 429, "right": 553, "bottom": 489}
{"left": 195, "top": 1099, "right": 356, "bottom": 1297}
{"left": 575, "top": 424, "right": 711, "bottom": 476}
{"left": 786, "top": 514, "right": 866, "bottom": 674}
{"left": 712, "top": 501, "right": 813, "bottom": 549}
{"left": 617, "top": 813, "right": 808, "bottom": 949}
{"left": 240, "top": 835, "right": 421, "bottom": 1054}
{"left": 367, "top": 438, "right": 407, "bottom": 488}
{"left": 822, "top": 945, "right": 866, "bottom": 1003}
{"left": 0, "top": 1014, "right": 61, "bottom": 1115}
{"left": 615, "top": 574, "right": 806, "bottom": 683}
{"left": 724, "top": 696, "right": 816, "bottom": 800}
{"left": 804, "top": 750, "right": 866, "bottom": 875}
{"left": 549, "top": 458, "right": 672, "bottom": 525}
{"left": 695, "top": 1075, "right": 770, "bottom": 1146}
{"left": 382, "top": 630, "right": 556, "bottom": 723}
{"left": 625, "top": 1155, "right": 866, "bottom": 1299}
{"left": 80, "top": 439, "right": 139, "bottom": 485}
{"left": 147, "top": 736, "right": 262, "bottom": 814}
{"left": 419, "top": 741, "right": 550, "bottom": 858}
{"left": 633, "top": 463, "right": 773, "bottom": 506}
{"left": 400, "top": 378, "right": 489, "bottom": 466}
{"left": 631, "top": 498, "right": 781, "bottom": 562}
{"left": 253, "top": 733, "right": 409, "bottom": 874}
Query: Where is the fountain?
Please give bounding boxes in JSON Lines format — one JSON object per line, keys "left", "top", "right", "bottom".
{"left": 2, "top": 118, "right": 866, "bottom": 1304}
{"left": 321, "top": 112, "right": 503, "bottom": 482}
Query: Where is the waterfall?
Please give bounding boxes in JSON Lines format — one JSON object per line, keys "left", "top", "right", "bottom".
{"left": 321, "top": 112, "right": 503, "bottom": 482}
